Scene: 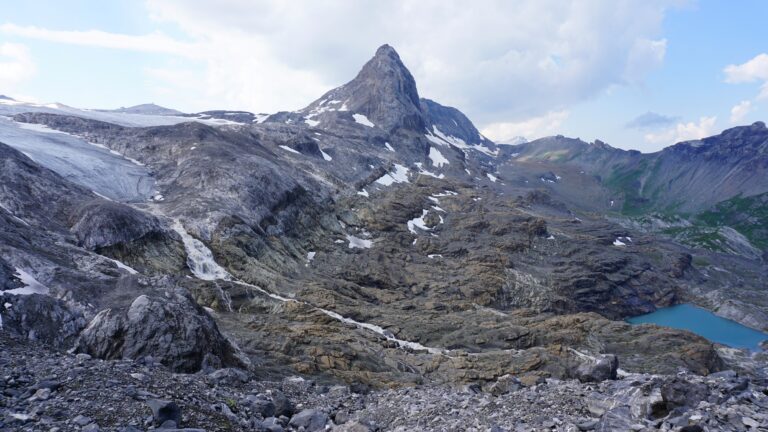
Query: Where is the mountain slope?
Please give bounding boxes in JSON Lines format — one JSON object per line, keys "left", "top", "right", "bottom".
{"left": 1, "top": 45, "right": 761, "bottom": 396}
{"left": 509, "top": 122, "right": 768, "bottom": 215}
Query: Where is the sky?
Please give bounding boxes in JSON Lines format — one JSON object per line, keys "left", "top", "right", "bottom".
{"left": 1, "top": 0, "right": 767, "bottom": 152}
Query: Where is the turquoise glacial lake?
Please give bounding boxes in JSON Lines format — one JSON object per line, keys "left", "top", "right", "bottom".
{"left": 627, "top": 304, "right": 768, "bottom": 351}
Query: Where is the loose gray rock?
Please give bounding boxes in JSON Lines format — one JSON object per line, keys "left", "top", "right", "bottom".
{"left": 289, "top": 409, "right": 329, "bottom": 432}
{"left": 576, "top": 354, "right": 619, "bottom": 383}
{"left": 146, "top": 399, "right": 181, "bottom": 427}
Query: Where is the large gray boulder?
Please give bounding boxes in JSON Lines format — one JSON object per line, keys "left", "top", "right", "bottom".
{"left": 75, "top": 291, "right": 249, "bottom": 372}
{"left": 575, "top": 354, "right": 619, "bottom": 383}
{"left": 289, "top": 409, "right": 329, "bottom": 432}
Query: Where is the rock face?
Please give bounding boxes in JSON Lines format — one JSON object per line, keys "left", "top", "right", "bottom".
{"left": 0, "top": 258, "right": 21, "bottom": 291}
{"left": 70, "top": 200, "right": 165, "bottom": 250}
{"left": 306, "top": 44, "right": 425, "bottom": 133}
{"left": 420, "top": 97, "right": 496, "bottom": 151}
{"left": 0, "top": 141, "right": 94, "bottom": 229}
{"left": 76, "top": 292, "right": 249, "bottom": 372}
{"left": 0, "top": 293, "right": 86, "bottom": 347}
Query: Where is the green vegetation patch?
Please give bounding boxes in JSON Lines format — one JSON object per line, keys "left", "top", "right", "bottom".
{"left": 695, "top": 192, "right": 768, "bottom": 250}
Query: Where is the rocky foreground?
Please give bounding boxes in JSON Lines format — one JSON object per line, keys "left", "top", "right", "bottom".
{"left": 2, "top": 332, "right": 767, "bottom": 432}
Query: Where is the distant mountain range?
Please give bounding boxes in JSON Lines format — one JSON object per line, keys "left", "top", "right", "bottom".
{"left": 100, "top": 103, "right": 184, "bottom": 116}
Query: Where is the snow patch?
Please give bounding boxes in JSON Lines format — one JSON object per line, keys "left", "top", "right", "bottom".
{"left": 7, "top": 269, "right": 50, "bottom": 296}
{"left": 352, "top": 113, "right": 374, "bottom": 127}
{"left": 429, "top": 147, "right": 449, "bottom": 167}
{"left": 101, "top": 255, "right": 138, "bottom": 274}
{"left": 407, "top": 210, "right": 433, "bottom": 234}
{"left": 384, "top": 142, "right": 395, "bottom": 152}
{"left": 415, "top": 162, "right": 444, "bottom": 179}
{"left": 346, "top": 235, "right": 373, "bottom": 249}
{"left": 320, "top": 149, "right": 333, "bottom": 161}
{"left": 357, "top": 189, "right": 369, "bottom": 197}
{"left": 374, "top": 164, "right": 410, "bottom": 186}
{"left": 428, "top": 126, "right": 497, "bottom": 157}
{"left": 279, "top": 145, "right": 301, "bottom": 155}
{"left": 317, "top": 308, "right": 443, "bottom": 354}
{"left": 487, "top": 173, "right": 497, "bottom": 182}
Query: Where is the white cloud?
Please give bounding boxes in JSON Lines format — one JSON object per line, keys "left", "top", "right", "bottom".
{"left": 644, "top": 116, "right": 717, "bottom": 145}
{"left": 482, "top": 110, "right": 570, "bottom": 141}
{"left": 729, "top": 100, "right": 752, "bottom": 124}
{"left": 0, "top": 42, "right": 36, "bottom": 90}
{"left": 1, "top": 0, "right": 681, "bottom": 117}
{"left": 0, "top": 24, "right": 194, "bottom": 56}
{"left": 724, "top": 53, "right": 768, "bottom": 100}
{"left": 724, "top": 53, "right": 768, "bottom": 83}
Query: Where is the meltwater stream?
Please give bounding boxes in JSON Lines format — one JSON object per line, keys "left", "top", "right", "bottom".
{"left": 627, "top": 304, "right": 768, "bottom": 351}
{"left": 170, "top": 219, "right": 444, "bottom": 355}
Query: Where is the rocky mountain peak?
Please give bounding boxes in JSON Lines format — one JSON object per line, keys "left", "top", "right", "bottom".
{"left": 342, "top": 44, "right": 424, "bottom": 131}
{"left": 300, "top": 44, "right": 426, "bottom": 132}
{"left": 355, "top": 44, "right": 421, "bottom": 107}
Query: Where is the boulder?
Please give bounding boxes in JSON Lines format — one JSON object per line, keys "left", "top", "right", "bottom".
{"left": 267, "top": 390, "right": 294, "bottom": 417}
{"left": 575, "top": 354, "right": 619, "bottom": 383}
{"left": 75, "top": 291, "right": 249, "bottom": 372}
{"left": 146, "top": 399, "right": 181, "bottom": 427}
{"left": 660, "top": 378, "right": 709, "bottom": 410}
{"left": 486, "top": 374, "right": 522, "bottom": 396}
{"left": 289, "top": 409, "right": 329, "bottom": 432}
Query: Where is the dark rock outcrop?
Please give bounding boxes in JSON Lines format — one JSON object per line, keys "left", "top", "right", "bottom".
{"left": 75, "top": 291, "right": 249, "bottom": 372}
{"left": 0, "top": 293, "right": 86, "bottom": 347}
{"left": 70, "top": 201, "right": 165, "bottom": 250}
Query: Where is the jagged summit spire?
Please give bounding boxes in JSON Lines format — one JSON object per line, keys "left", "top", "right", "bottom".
{"left": 374, "top": 43, "right": 398, "bottom": 57}
{"left": 354, "top": 44, "right": 420, "bottom": 106}
{"left": 344, "top": 44, "right": 424, "bottom": 130}
{"left": 299, "top": 44, "right": 425, "bottom": 132}
{"left": 293, "top": 44, "right": 492, "bottom": 149}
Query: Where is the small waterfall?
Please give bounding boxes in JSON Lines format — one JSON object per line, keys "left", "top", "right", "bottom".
{"left": 171, "top": 219, "right": 231, "bottom": 281}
